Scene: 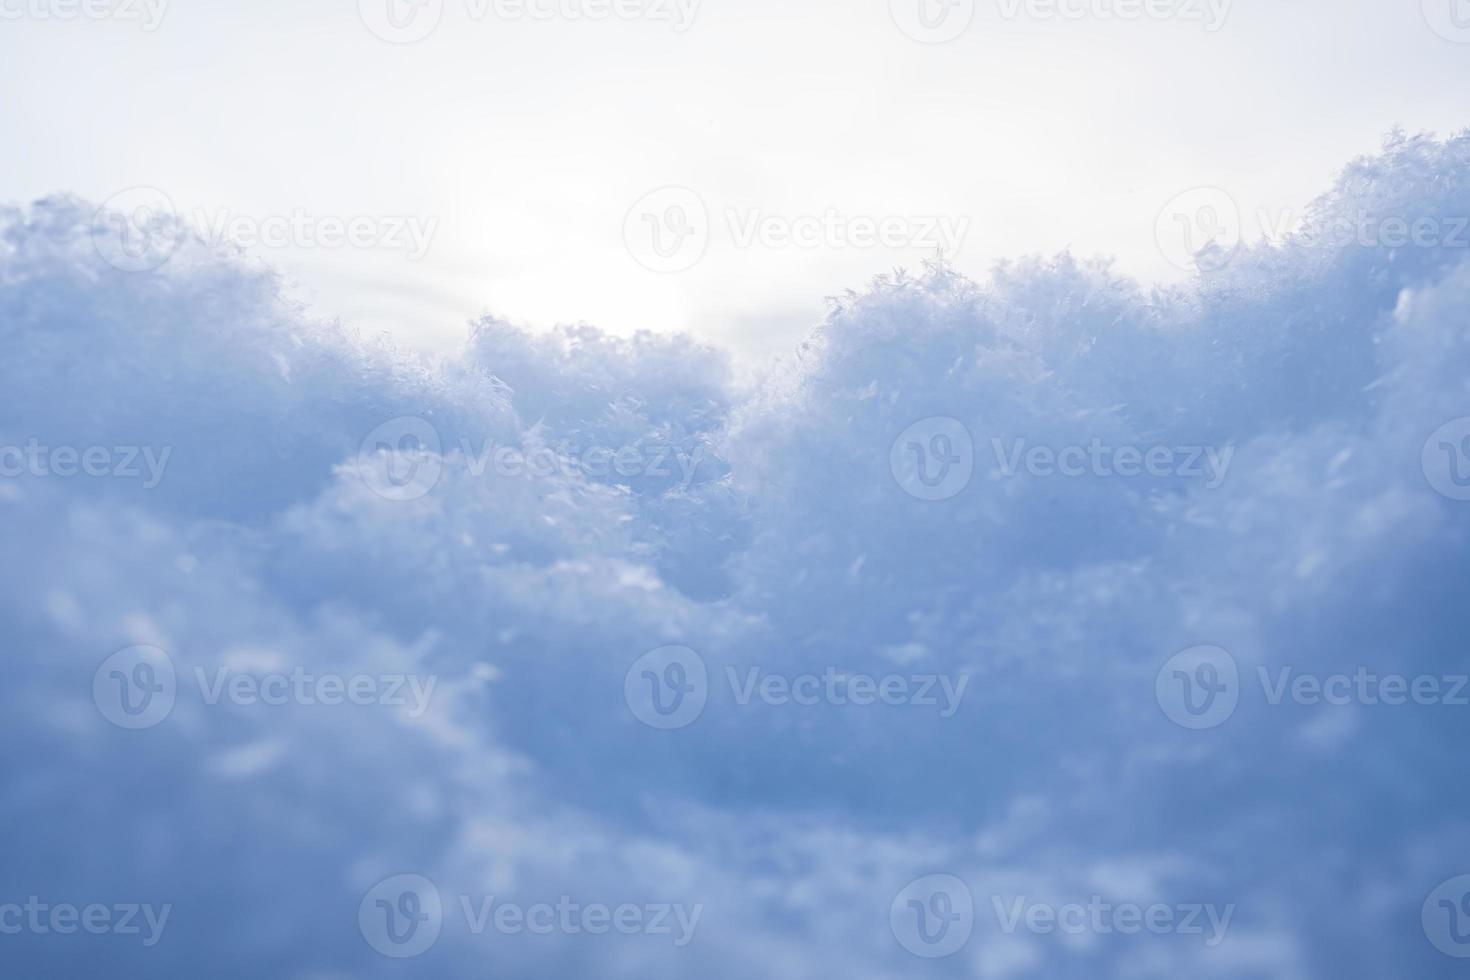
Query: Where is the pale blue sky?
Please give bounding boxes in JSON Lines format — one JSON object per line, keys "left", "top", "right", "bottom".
{"left": 4, "top": 0, "right": 1470, "bottom": 357}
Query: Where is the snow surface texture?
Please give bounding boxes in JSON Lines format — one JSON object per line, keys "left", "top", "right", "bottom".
{"left": 3, "top": 131, "right": 1470, "bottom": 978}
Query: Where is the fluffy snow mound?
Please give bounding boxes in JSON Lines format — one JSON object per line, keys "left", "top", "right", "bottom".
{"left": 3, "top": 131, "right": 1470, "bottom": 978}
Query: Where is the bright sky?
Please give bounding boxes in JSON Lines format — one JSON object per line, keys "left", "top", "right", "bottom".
{"left": 3, "top": 0, "right": 1470, "bottom": 359}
